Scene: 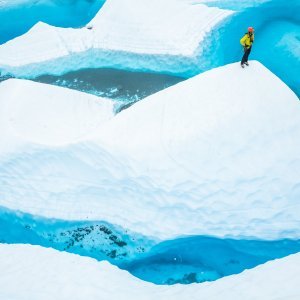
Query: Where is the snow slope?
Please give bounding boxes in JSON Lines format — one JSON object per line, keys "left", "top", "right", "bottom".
{"left": 0, "top": 79, "right": 114, "bottom": 152}
{"left": 0, "top": 244, "right": 299, "bottom": 300}
{"left": 0, "top": 62, "right": 299, "bottom": 240}
{"left": 0, "top": 0, "right": 233, "bottom": 77}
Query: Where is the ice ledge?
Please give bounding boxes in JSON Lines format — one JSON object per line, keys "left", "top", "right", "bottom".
{"left": 0, "top": 244, "right": 299, "bottom": 299}
{"left": 0, "top": 0, "right": 232, "bottom": 77}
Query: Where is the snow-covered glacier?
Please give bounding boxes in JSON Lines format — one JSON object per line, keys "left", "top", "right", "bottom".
{"left": 0, "top": 0, "right": 299, "bottom": 296}
{"left": 1, "top": 61, "right": 299, "bottom": 286}
{"left": 1, "top": 61, "right": 299, "bottom": 240}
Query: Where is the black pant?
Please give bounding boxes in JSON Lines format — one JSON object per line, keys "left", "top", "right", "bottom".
{"left": 241, "top": 46, "right": 252, "bottom": 64}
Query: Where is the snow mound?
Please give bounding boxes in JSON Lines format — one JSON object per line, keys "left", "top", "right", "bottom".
{"left": 0, "top": 244, "right": 299, "bottom": 300}
{"left": 0, "top": 62, "right": 299, "bottom": 240}
{"left": 0, "top": 79, "right": 114, "bottom": 149}
{"left": 99, "top": 60, "right": 300, "bottom": 165}
{"left": 0, "top": 0, "right": 232, "bottom": 77}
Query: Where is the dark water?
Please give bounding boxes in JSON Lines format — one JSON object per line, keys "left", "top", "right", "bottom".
{"left": 1, "top": 207, "right": 299, "bottom": 285}
{"left": 34, "top": 68, "right": 185, "bottom": 111}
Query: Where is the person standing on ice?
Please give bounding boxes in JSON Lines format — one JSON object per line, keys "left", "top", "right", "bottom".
{"left": 240, "top": 27, "right": 254, "bottom": 68}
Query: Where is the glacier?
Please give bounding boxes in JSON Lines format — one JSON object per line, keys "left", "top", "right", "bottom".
{"left": 0, "top": 244, "right": 300, "bottom": 300}
{"left": 0, "top": 0, "right": 299, "bottom": 295}
{"left": 1, "top": 61, "right": 299, "bottom": 241}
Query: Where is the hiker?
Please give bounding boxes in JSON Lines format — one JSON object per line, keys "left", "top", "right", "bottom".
{"left": 240, "top": 27, "right": 254, "bottom": 68}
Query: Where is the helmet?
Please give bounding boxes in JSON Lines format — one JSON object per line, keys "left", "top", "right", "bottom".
{"left": 248, "top": 27, "right": 254, "bottom": 32}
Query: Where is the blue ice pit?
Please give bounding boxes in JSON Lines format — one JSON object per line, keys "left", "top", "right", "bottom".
{"left": 1, "top": 207, "right": 300, "bottom": 285}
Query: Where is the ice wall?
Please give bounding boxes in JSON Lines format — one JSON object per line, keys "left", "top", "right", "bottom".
{"left": 203, "top": 0, "right": 300, "bottom": 96}
{"left": 0, "top": 0, "right": 105, "bottom": 44}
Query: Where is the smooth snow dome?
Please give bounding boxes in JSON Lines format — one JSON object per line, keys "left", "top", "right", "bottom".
{"left": 1, "top": 62, "right": 299, "bottom": 240}
{"left": 0, "top": 0, "right": 105, "bottom": 44}
{"left": 0, "top": 0, "right": 233, "bottom": 77}
{"left": 1, "top": 244, "right": 300, "bottom": 300}
{"left": 0, "top": 79, "right": 114, "bottom": 148}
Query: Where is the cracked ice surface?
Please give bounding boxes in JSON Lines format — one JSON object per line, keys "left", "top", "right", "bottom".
{"left": 0, "top": 61, "right": 299, "bottom": 240}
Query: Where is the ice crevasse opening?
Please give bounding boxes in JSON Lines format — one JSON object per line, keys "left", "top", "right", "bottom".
{"left": 1, "top": 207, "right": 300, "bottom": 285}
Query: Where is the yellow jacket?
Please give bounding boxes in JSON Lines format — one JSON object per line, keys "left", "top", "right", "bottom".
{"left": 240, "top": 33, "right": 254, "bottom": 48}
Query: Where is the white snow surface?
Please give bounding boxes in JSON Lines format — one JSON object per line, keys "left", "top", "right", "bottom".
{"left": 0, "top": 61, "right": 299, "bottom": 240}
{"left": 0, "top": 244, "right": 299, "bottom": 300}
{"left": 0, "top": 79, "right": 114, "bottom": 152}
{"left": 0, "top": 0, "right": 233, "bottom": 77}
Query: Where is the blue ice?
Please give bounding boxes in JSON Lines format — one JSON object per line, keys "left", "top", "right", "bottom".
{"left": 203, "top": 0, "right": 300, "bottom": 96}
{"left": 0, "top": 0, "right": 105, "bottom": 44}
{"left": 1, "top": 208, "right": 300, "bottom": 285}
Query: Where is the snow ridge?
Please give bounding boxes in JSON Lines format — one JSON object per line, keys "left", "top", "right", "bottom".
{"left": 0, "top": 244, "right": 300, "bottom": 300}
